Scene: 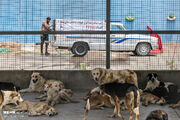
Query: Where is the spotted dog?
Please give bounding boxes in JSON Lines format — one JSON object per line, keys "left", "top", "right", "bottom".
{"left": 91, "top": 68, "right": 138, "bottom": 87}
{"left": 0, "top": 90, "right": 23, "bottom": 110}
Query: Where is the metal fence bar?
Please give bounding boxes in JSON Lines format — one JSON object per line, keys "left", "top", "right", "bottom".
{"left": 106, "top": 0, "right": 111, "bottom": 69}
{"left": 0, "top": 31, "right": 180, "bottom": 35}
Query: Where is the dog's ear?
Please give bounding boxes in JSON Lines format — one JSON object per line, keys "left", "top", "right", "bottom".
{"left": 99, "top": 68, "right": 103, "bottom": 75}
{"left": 153, "top": 73, "right": 158, "bottom": 78}
{"left": 147, "top": 73, "right": 152, "bottom": 80}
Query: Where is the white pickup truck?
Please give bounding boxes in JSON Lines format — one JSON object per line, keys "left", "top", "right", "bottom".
{"left": 51, "top": 19, "right": 158, "bottom": 56}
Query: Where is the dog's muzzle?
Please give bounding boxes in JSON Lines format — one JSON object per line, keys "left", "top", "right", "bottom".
{"left": 32, "top": 79, "right": 38, "bottom": 83}
{"left": 48, "top": 113, "right": 53, "bottom": 116}
{"left": 16, "top": 100, "right": 20, "bottom": 105}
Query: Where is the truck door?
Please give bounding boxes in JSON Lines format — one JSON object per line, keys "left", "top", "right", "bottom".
{"left": 110, "top": 24, "right": 126, "bottom": 51}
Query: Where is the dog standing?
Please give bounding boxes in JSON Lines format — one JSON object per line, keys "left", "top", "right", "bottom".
{"left": 146, "top": 110, "right": 168, "bottom": 120}
{"left": 91, "top": 68, "right": 138, "bottom": 87}
{"left": 96, "top": 82, "right": 140, "bottom": 120}
{"left": 4, "top": 101, "right": 57, "bottom": 117}
{"left": 19, "top": 72, "right": 64, "bottom": 93}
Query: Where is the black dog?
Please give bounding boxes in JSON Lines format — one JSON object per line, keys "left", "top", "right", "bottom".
{"left": 146, "top": 110, "right": 168, "bottom": 120}
{"left": 99, "top": 82, "right": 140, "bottom": 120}
{"left": 144, "top": 73, "right": 179, "bottom": 104}
{"left": 0, "top": 82, "right": 20, "bottom": 91}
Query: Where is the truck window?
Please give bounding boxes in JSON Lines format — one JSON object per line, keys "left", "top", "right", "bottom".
{"left": 111, "top": 25, "right": 125, "bottom": 31}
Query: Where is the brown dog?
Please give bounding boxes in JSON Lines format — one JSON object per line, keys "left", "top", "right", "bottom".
{"left": 4, "top": 101, "right": 57, "bottom": 117}
{"left": 19, "top": 72, "right": 64, "bottom": 93}
{"left": 146, "top": 110, "right": 168, "bottom": 120}
{"left": 141, "top": 92, "right": 166, "bottom": 106}
{"left": 91, "top": 68, "right": 138, "bottom": 87}
{"left": 46, "top": 85, "right": 79, "bottom": 106}
{"left": 83, "top": 91, "right": 128, "bottom": 120}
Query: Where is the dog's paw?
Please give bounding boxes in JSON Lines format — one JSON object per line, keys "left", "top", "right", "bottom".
{"left": 169, "top": 104, "right": 175, "bottom": 108}
{"left": 108, "top": 114, "right": 116, "bottom": 118}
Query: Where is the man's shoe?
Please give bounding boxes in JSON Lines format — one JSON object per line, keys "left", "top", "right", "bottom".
{"left": 45, "top": 52, "right": 50, "bottom": 56}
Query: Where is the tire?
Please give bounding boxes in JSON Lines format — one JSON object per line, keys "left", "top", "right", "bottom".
{"left": 135, "top": 43, "right": 151, "bottom": 56}
{"left": 71, "top": 42, "right": 89, "bottom": 57}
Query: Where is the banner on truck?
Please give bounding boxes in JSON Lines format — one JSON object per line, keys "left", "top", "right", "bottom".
{"left": 54, "top": 19, "right": 106, "bottom": 31}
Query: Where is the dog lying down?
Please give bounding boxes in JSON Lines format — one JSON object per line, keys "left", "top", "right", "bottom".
{"left": 140, "top": 90, "right": 166, "bottom": 106}
{"left": 20, "top": 72, "right": 64, "bottom": 93}
{"left": 146, "top": 110, "right": 168, "bottom": 120}
{"left": 44, "top": 85, "right": 79, "bottom": 106}
{"left": 4, "top": 101, "right": 57, "bottom": 117}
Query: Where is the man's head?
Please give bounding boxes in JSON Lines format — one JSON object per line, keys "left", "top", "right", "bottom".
{"left": 46, "top": 17, "right": 51, "bottom": 24}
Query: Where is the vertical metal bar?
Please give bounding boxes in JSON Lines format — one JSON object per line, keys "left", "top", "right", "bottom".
{"left": 106, "top": 0, "right": 111, "bottom": 69}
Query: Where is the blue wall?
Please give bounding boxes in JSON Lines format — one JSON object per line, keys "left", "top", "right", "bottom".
{"left": 0, "top": 0, "right": 179, "bottom": 43}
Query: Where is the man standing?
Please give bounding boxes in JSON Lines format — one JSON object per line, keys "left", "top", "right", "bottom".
{"left": 41, "top": 17, "right": 53, "bottom": 56}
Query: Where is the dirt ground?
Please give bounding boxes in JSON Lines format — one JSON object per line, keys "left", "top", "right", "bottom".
{"left": 2, "top": 92, "right": 180, "bottom": 120}
{"left": 0, "top": 41, "right": 180, "bottom": 70}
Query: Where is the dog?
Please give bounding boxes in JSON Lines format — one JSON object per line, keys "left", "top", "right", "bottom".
{"left": 83, "top": 91, "right": 128, "bottom": 120}
{"left": 144, "top": 73, "right": 178, "bottom": 93}
{"left": 91, "top": 68, "right": 138, "bottom": 88}
{"left": 0, "top": 90, "right": 23, "bottom": 110}
{"left": 36, "top": 81, "right": 64, "bottom": 100}
{"left": 99, "top": 82, "right": 140, "bottom": 120}
{"left": 4, "top": 100, "right": 57, "bottom": 117}
{"left": 140, "top": 92, "right": 166, "bottom": 106}
{"left": 45, "top": 85, "right": 79, "bottom": 106}
{"left": 144, "top": 73, "right": 179, "bottom": 104}
{"left": 0, "top": 82, "right": 20, "bottom": 91}
{"left": 19, "top": 72, "right": 64, "bottom": 93}
{"left": 146, "top": 110, "right": 168, "bottom": 120}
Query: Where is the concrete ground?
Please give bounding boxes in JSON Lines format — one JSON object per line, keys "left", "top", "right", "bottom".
{"left": 2, "top": 92, "right": 180, "bottom": 120}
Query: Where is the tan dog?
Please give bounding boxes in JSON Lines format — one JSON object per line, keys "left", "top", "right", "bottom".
{"left": 169, "top": 101, "right": 180, "bottom": 108}
{"left": 0, "top": 90, "right": 23, "bottom": 120}
{"left": 0, "top": 90, "right": 23, "bottom": 109}
{"left": 36, "top": 81, "right": 64, "bottom": 100}
{"left": 141, "top": 92, "right": 166, "bottom": 106}
{"left": 4, "top": 101, "right": 57, "bottom": 117}
{"left": 19, "top": 72, "right": 64, "bottom": 93}
{"left": 46, "top": 85, "right": 79, "bottom": 106}
{"left": 91, "top": 68, "right": 138, "bottom": 87}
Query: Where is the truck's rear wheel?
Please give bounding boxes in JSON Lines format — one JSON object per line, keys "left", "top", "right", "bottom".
{"left": 135, "top": 43, "right": 151, "bottom": 56}
{"left": 71, "top": 42, "right": 89, "bottom": 57}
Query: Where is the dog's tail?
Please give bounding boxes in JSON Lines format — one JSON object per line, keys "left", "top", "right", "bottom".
{"left": 83, "top": 99, "right": 90, "bottom": 120}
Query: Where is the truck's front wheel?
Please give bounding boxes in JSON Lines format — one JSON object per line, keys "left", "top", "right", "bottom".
{"left": 71, "top": 42, "right": 89, "bottom": 57}
{"left": 135, "top": 43, "right": 151, "bottom": 56}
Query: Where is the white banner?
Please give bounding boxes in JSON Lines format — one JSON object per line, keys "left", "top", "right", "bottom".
{"left": 54, "top": 19, "right": 106, "bottom": 31}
